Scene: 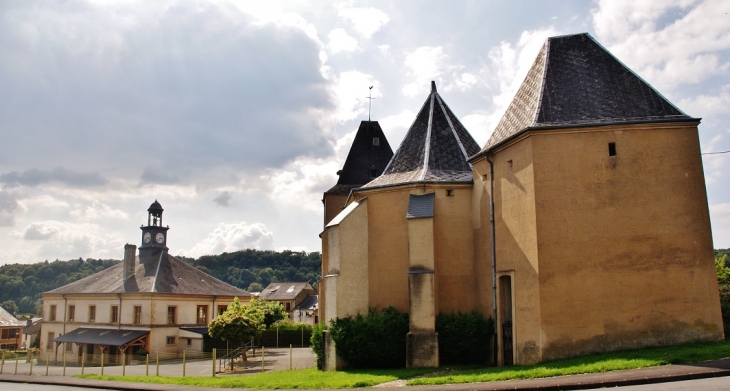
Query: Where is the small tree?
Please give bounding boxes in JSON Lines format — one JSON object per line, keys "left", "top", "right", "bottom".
{"left": 208, "top": 297, "right": 265, "bottom": 362}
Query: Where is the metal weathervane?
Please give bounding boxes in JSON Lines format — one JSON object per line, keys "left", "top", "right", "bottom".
{"left": 367, "top": 86, "right": 375, "bottom": 121}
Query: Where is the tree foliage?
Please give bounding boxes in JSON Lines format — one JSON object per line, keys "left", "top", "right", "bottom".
{"left": 208, "top": 297, "right": 265, "bottom": 361}
{"left": 436, "top": 310, "right": 494, "bottom": 365}
{"left": 328, "top": 307, "right": 409, "bottom": 369}
{"left": 716, "top": 254, "right": 730, "bottom": 339}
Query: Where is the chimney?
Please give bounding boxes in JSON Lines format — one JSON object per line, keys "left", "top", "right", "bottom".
{"left": 124, "top": 244, "right": 136, "bottom": 280}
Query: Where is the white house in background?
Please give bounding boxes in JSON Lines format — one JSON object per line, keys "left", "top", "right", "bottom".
{"left": 39, "top": 201, "right": 251, "bottom": 363}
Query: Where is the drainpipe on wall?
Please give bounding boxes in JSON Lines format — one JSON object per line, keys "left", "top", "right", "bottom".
{"left": 487, "top": 155, "right": 498, "bottom": 366}
{"left": 117, "top": 293, "right": 122, "bottom": 329}
{"left": 62, "top": 294, "right": 67, "bottom": 335}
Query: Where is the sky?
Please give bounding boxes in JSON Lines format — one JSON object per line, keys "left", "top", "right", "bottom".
{"left": 1, "top": 0, "right": 729, "bottom": 265}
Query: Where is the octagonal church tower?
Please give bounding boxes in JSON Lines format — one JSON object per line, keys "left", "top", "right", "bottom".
{"left": 320, "top": 82, "right": 482, "bottom": 369}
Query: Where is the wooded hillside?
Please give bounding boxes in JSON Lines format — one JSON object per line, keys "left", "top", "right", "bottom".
{"left": 0, "top": 250, "right": 321, "bottom": 315}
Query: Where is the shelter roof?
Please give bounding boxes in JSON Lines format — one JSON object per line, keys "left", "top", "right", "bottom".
{"left": 45, "top": 253, "right": 249, "bottom": 296}
{"left": 479, "top": 33, "right": 693, "bottom": 154}
{"left": 362, "top": 82, "right": 480, "bottom": 189}
{"left": 53, "top": 328, "right": 148, "bottom": 346}
{"left": 0, "top": 306, "right": 23, "bottom": 327}
{"left": 259, "top": 282, "right": 315, "bottom": 301}
{"left": 326, "top": 121, "right": 394, "bottom": 195}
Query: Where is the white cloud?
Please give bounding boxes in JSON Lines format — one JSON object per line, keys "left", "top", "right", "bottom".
{"left": 710, "top": 203, "right": 730, "bottom": 248}
{"left": 380, "top": 109, "right": 417, "bottom": 147}
{"left": 330, "top": 71, "right": 381, "bottom": 123}
{"left": 327, "top": 28, "right": 359, "bottom": 53}
{"left": 180, "top": 222, "right": 275, "bottom": 257}
{"left": 69, "top": 200, "right": 129, "bottom": 221}
{"left": 591, "top": 0, "right": 730, "bottom": 90}
{"left": 335, "top": 3, "right": 390, "bottom": 38}
{"left": 260, "top": 158, "right": 340, "bottom": 212}
{"left": 402, "top": 46, "right": 447, "bottom": 97}
{"left": 461, "top": 111, "right": 491, "bottom": 146}
{"left": 678, "top": 85, "right": 730, "bottom": 120}
{"left": 11, "top": 220, "right": 126, "bottom": 260}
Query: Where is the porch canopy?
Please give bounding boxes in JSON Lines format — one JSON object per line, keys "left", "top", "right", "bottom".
{"left": 53, "top": 327, "right": 149, "bottom": 354}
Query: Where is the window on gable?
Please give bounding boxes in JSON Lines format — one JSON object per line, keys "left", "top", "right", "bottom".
{"left": 373, "top": 137, "right": 380, "bottom": 146}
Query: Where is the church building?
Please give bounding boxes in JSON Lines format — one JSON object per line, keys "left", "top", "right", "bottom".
{"left": 320, "top": 33, "right": 724, "bottom": 368}
{"left": 39, "top": 201, "right": 250, "bottom": 364}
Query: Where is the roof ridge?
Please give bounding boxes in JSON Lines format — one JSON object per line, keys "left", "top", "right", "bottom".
{"left": 436, "top": 93, "right": 469, "bottom": 164}
{"left": 419, "top": 92, "right": 436, "bottom": 181}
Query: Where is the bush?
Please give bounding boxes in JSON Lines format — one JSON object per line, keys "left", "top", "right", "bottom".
{"left": 329, "top": 307, "right": 409, "bottom": 369}
{"left": 273, "top": 319, "right": 313, "bottom": 331}
{"left": 436, "top": 310, "right": 494, "bottom": 365}
{"left": 311, "top": 322, "right": 325, "bottom": 370}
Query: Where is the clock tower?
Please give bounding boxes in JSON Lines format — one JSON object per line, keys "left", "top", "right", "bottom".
{"left": 139, "top": 200, "right": 170, "bottom": 260}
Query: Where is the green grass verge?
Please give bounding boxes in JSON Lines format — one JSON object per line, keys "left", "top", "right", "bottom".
{"left": 77, "top": 367, "right": 434, "bottom": 389}
{"left": 408, "top": 341, "right": 730, "bottom": 386}
{"left": 75, "top": 341, "right": 730, "bottom": 389}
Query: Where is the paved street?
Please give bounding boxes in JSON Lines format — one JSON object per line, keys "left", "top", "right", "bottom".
{"left": 0, "top": 347, "right": 315, "bottom": 378}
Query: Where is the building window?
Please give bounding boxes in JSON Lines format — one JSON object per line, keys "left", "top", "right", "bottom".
{"left": 89, "top": 305, "right": 96, "bottom": 322}
{"left": 111, "top": 306, "right": 119, "bottom": 323}
{"left": 166, "top": 336, "right": 176, "bottom": 345}
{"left": 167, "top": 306, "right": 176, "bottom": 325}
{"left": 285, "top": 302, "right": 291, "bottom": 312}
{"left": 373, "top": 137, "right": 380, "bottom": 146}
{"left": 446, "top": 189, "right": 454, "bottom": 196}
{"left": 133, "top": 306, "right": 142, "bottom": 324}
{"left": 187, "top": 338, "right": 192, "bottom": 346}
{"left": 608, "top": 142, "right": 617, "bottom": 156}
{"left": 68, "top": 305, "right": 75, "bottom": 322}
{"left": 196, "top": 305, "right": 208, "bottom": 324}
{"left": 218, "top": 305, "right": 227, "bottom": 316}
{"left": 1, "top": 329, "right": 19, "bottom": 339}
{"left": 47, "top": 332, "right": 55, "bottom": 350}
{"left": 66, "top": 342, "right": 73, "bottom": 352}
{"left": 49, "top": 305, "right": 56, "bottom": 321}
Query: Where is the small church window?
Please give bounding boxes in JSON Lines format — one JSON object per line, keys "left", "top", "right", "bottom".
{"left": 446, "top": 189, "right": 454, "bottom": 196}
{"left": 507, "top": 160, "right": 513, "bottom": 175}
{"left": 373, "top": 137, "right": 380, "bottom": 146}
{"left": 608, "top": 142, "right": 617, "bottom": 156}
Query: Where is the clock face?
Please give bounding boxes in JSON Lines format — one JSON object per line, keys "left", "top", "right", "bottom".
{"left": 155, "top": 232, "right": 165, "bottom": 244}
{"left": 143, "top": 232, "right": 151, "bottom": 243}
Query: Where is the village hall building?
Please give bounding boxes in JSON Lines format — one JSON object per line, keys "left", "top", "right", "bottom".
{"left": 320, "top": 33, "right": 724, "bottom": 368}
{"left": 39, "top": 201, "right": 250, "bottom": 363}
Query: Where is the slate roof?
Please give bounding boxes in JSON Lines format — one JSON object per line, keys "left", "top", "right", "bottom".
{"left": 407, "top": 193, "right": 435, "bottom": 219}
{"left": 45, "top": 252, "right": 249, "bottom": 296}
{"left": 0, "top": 306, "right": 23, "bottom": 327}
{"left": 325, "top": 121, "right": 394, "bottom": 195}
{"left": 259, "top": 282, "right": 315, "bottom": 301}
{"left": 53, "top": 327, "right": 149, "bottom": 346}
{"left": 479, "top": 33, "right": 693, "bottom": 154}
{"left": 296, "top": 295, "right": 318, "bottom": 310}
{"left": 362, "top": 82, "right": 481, "bottom": 189}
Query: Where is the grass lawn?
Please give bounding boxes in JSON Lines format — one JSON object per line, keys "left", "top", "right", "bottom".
{"left": 408, "top": 340, "right": 730, "bottom": 386}
{"left": 77, "top": 341, "right": 730, "bottom": 389}
{"left": 77, "top": 367, "right": 435, "bottom": 389}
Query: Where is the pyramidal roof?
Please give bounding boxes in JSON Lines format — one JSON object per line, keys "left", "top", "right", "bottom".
{"left": 325, "top": 121, "right": 394, "bottom": 195}
{"left": 46, "top": 253, "right": 249, "bottom": 296}
{"left": 480, "top": 33, "right": 693, "bottom": 153}
{"left": 362, "top": 82, "right": 481, "bottom": 189}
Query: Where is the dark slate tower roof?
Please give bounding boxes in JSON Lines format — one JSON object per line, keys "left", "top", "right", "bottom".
{"left": 480, "top": 33, "right": 694, "bottom": 153}
{"left": 362, "top": 81, "right": 481, "bottom": 189}
{"left": 325, "top": 121, "right": 394, "bottom": 195}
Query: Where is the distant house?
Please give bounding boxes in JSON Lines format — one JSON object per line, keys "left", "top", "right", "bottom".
{"left": 39, "top": 201, "right": 251, "bottom": 363}
{"left": 259, "top": 282, "right": 318, "bottom": 325}
{"left": 0, "top": 306, "right": 24, "bottom": 350}
{"left": 22, "top": 317, "right": 42, "bottom": 350}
